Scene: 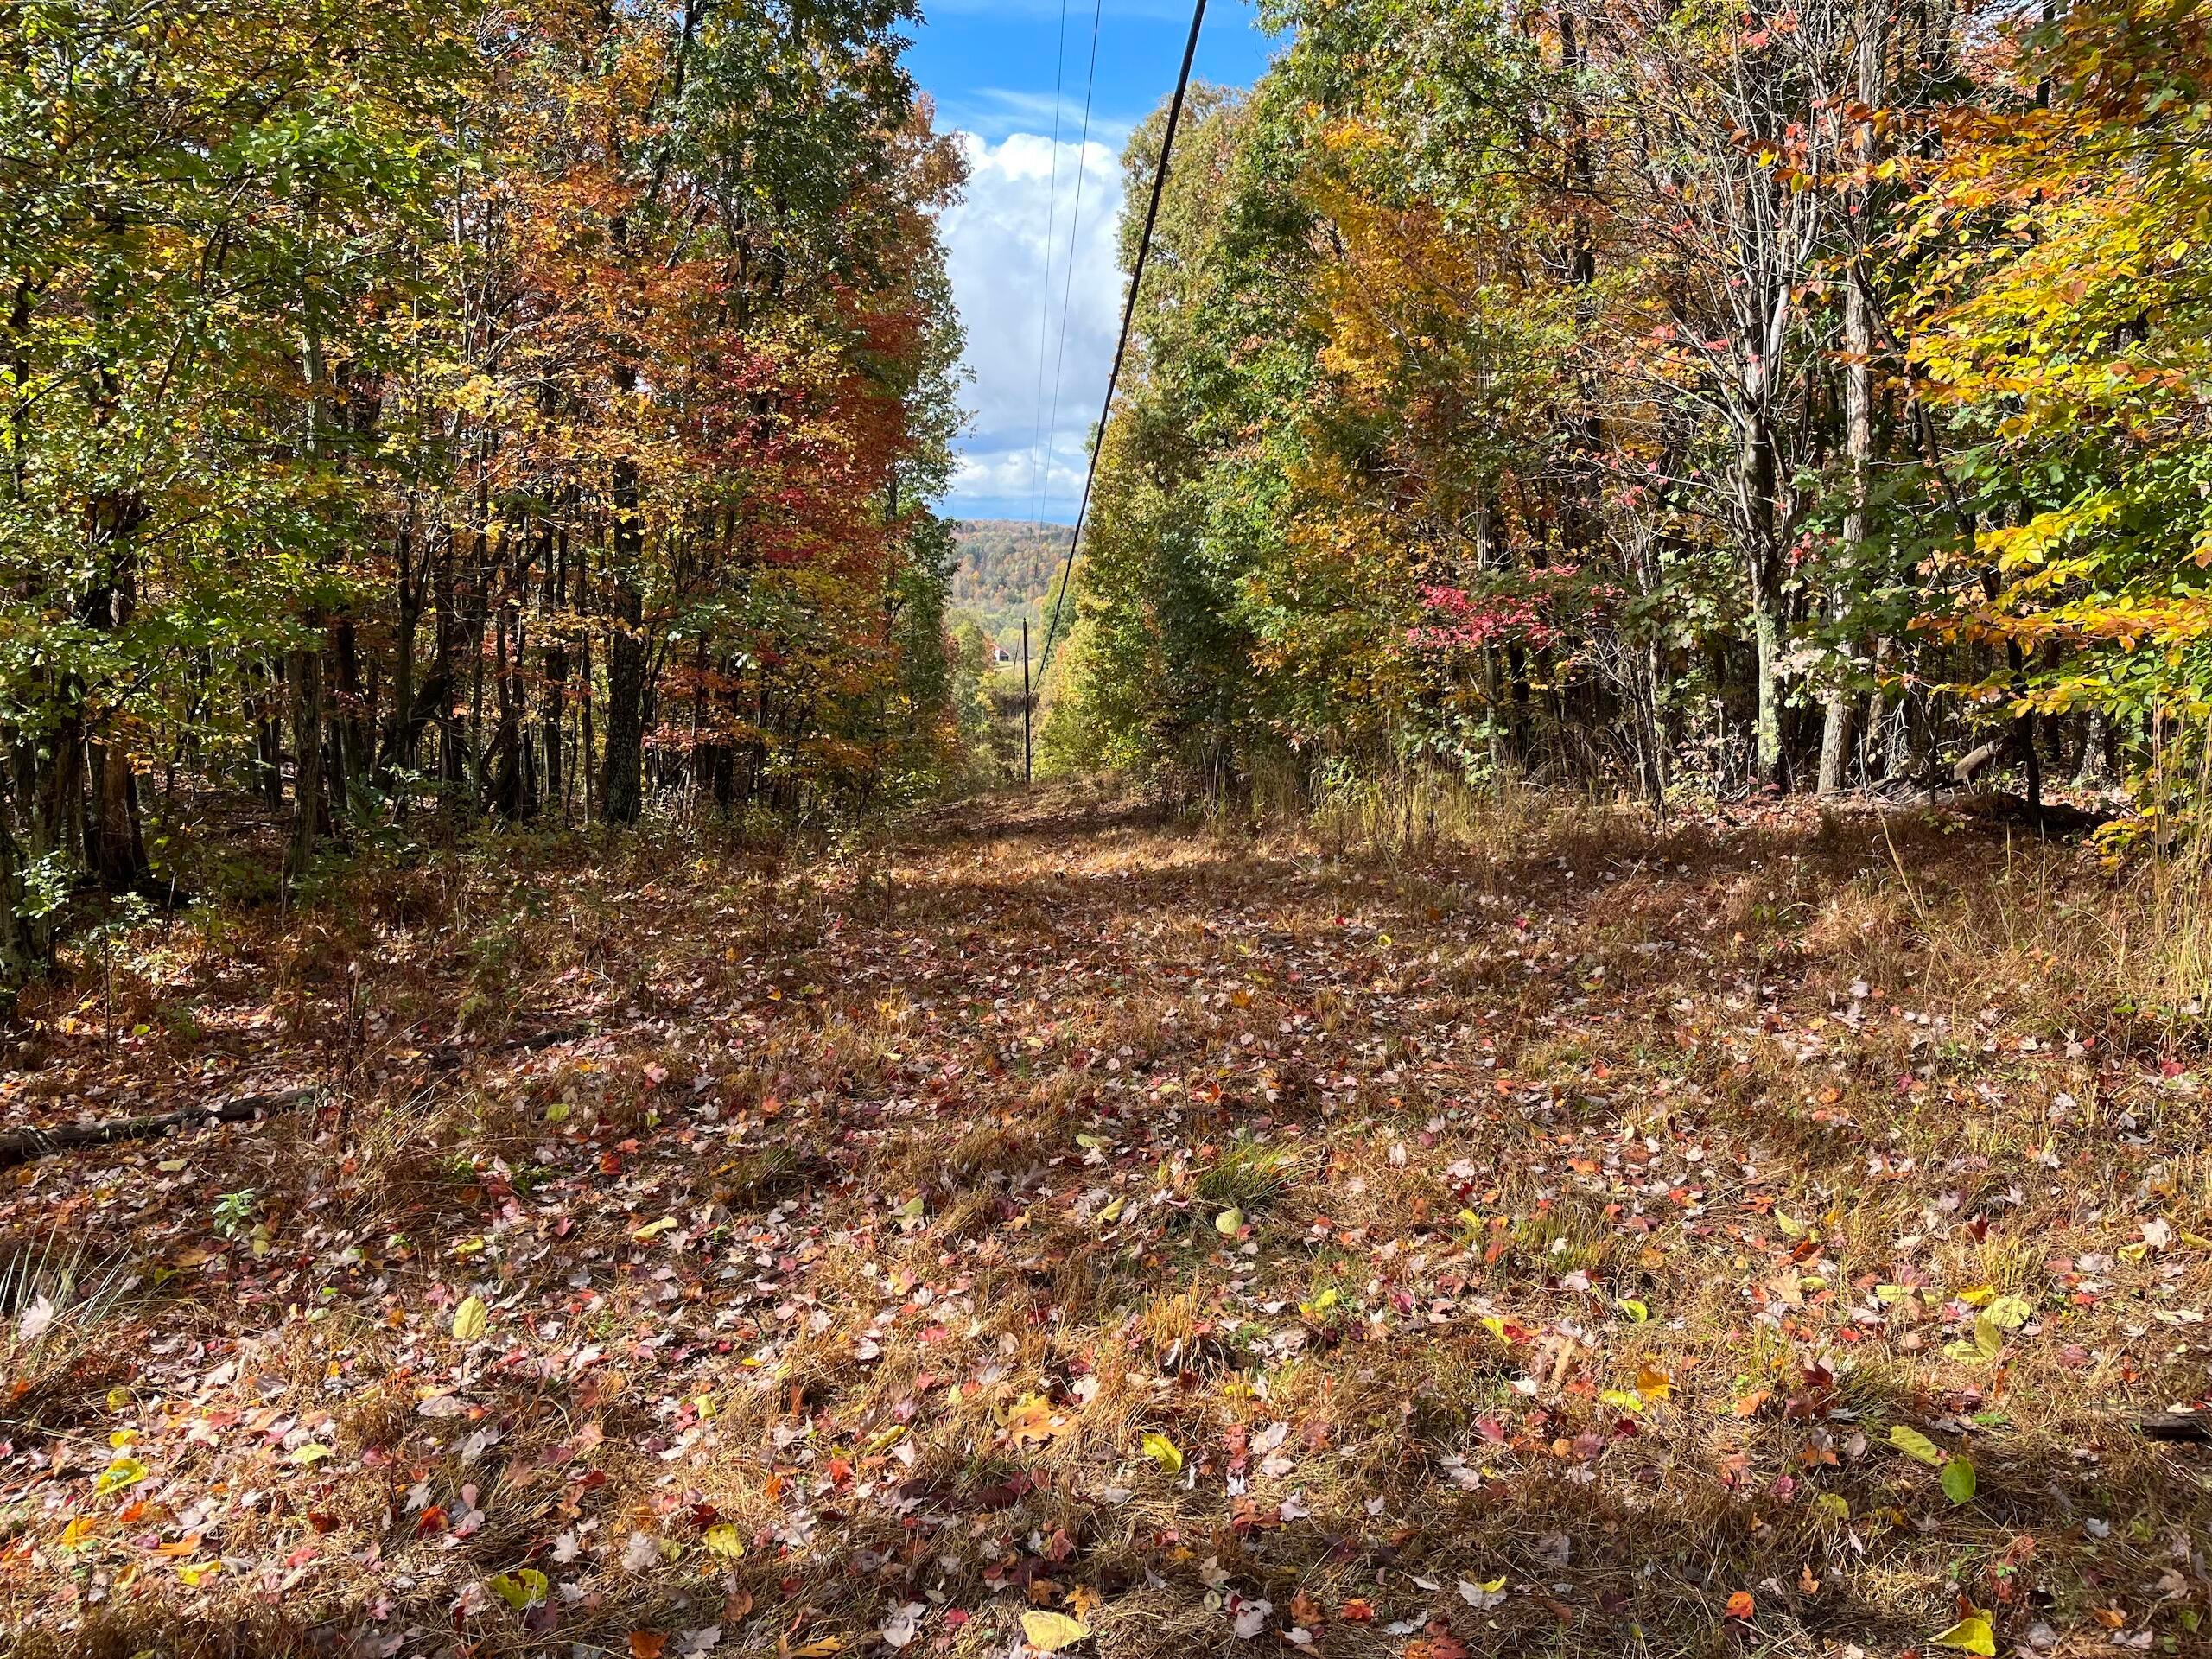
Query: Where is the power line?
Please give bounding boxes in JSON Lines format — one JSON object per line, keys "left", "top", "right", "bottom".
{"left": 1022, "top": 0, "right": 1075, "bottom": 526}
{"left": 1035, "top": 0, "right": 1211, "bottom": 683}
{"left": 1038, "top": 0, "right": 1106, "bottom": 543}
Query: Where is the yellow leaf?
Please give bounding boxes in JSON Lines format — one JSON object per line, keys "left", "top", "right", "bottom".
{"left": 93, "top": 1455, "right": 149, "bottom": 1496}
{"left": 632, "top": 1217, "right": 678, "bottom": 1239}
{"left": 452, "top": 1296, "right": 488, "bottom": 1343}
{"left": 1141, "top": 1432, "right": 1184, "bottom": 1473}
{"left": 1096, "top": 1197, "right": 1126, "bottom": 1225}
{"left": 1215, "top": 1207, "right": 1243, "bottom": 1236}
{"left": 1888, "top": 1425, "right": 1943, "bottom": 1466}
{"left": 60, "top": 1515, "right": 98, "bottom": 1548}
{"left": 176, "top": 1559, "right": 222, "bottom": 1587}
{"left": 1020, "top": 1610, "right": 1091, "bottom": 1653}
{"left": 1934, "top": 1612, "right": 1996, "bottom": 1656}
{"left": 1298, "top": 1287, "right": 1339, "bottom": 1319}
{"left": 291, "top": 1443, "right": 334, "bottom": 1465}
{"left": 702, "top": 1523, "right": 747, "bottom": 1560}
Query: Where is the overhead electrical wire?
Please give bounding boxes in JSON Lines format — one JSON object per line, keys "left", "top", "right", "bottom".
{"left": 1036, "top": 0, "right": 1106, "bottom": 550}
{"left": 1035, "top": 0, "right": 1211, "bottom": 681}
{"left": 1021, "top": 0, "right": 1075, "bottom": 526}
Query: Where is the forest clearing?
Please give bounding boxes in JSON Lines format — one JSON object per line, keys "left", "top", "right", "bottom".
{"left": 10, "top": 0, "right": 2212, "bottom": 1652}
{"left": 3, "top": 789, "right": 2209, "bottom": 1657}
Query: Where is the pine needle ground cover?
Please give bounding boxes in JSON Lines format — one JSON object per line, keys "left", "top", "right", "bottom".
{"left": 1, "top": 790, "right": 2208, "bottom": 1657}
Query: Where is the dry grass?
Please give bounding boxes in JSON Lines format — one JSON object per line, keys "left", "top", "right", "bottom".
{"left": 0, "top": 785, "right": 2206, "bottom": 1658}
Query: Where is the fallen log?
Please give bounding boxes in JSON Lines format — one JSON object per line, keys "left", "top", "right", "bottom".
{"left": 2140, "top": 1411, "right": 2212, "bottom": 1444}
{"left": 0, "top": 1020, "right": 597, "bottom": 1171}
{"left": 0, "top": 1085, "right": 319, "bottom": 1170}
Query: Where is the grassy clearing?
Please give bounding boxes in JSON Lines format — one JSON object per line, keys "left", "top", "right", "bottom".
{"left": 0, "top": 785, "right": 2208, "bottom": 1658}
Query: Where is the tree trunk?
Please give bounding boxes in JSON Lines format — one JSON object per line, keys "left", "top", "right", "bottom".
{"left": 1740, "top": 404, "right": 1786, "bottom": 788}
{"left": 601, "top": 454, "right": 646, "bottom": 826}
{"left": 284, "top": 642, "right": 324, "bottom": 885}
{"left": 1821, "top": 0, "right": 1884, "bottom": 798}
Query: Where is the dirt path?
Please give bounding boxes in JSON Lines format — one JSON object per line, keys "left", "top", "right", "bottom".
{"left": 2, "top": 791, "right": 2207, "bottom": 1656}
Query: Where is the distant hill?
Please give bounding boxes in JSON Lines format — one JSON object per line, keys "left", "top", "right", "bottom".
{"left": 950, "top": 519, "right": 1070, "bottom": 648}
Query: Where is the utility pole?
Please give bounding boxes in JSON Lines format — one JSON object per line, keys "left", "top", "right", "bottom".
{"left": 1021, "top": 617, "right": 1033, "bottom": 784}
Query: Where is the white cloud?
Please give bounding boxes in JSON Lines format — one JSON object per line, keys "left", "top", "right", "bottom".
{"left": 938, "top": 129, "right": 1126, "bottom": 521}
{"left": 934, "top": 86, "right": 1139, "bottom": 144}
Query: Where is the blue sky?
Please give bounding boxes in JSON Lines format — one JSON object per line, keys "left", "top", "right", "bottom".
{"left": 912, "top": 0, "right": 1279, "bottom": 523}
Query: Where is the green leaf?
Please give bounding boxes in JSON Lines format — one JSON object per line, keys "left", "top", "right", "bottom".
{"left": 1941, "top": 1455, "right": 1977, "bottom": 1504}
{"left": 1616, "top": 1298, "right": 1650, "bottom": 1322}
{"left": 488, "top": 1567, "right": 548, "bottom": 1609}
{"left": 1215, "top": 1206, "right": 1243, "bottom": 1236}
{"left": 1889, "top": 1425, "right": 1944, "bottom": 1466}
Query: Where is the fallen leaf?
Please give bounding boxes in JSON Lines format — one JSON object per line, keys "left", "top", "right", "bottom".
{"left": 93, "top": 1455, "right": 149, "bottom": 1496}
{"left": 1020, "top": 1609, "right": 1090, "bottom": 1652}
{"left": 452, "top": 1296, "right": 488, "bottom": 1343}
{"left": 1933, "top": 1612, "right": 1995, "bottom": 1656}
{"left": 1940, "top": 1455, "right": 1976, "bottom": 1504}
{"left": 16, "top": 1294, "right": 55, "bottom": 1344}
{"left": 1888, "top": 1425, "right": 1943, "bottom": 1466}
{"left": 488, "top": 1567, "right": 548, "bottom": 1610}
